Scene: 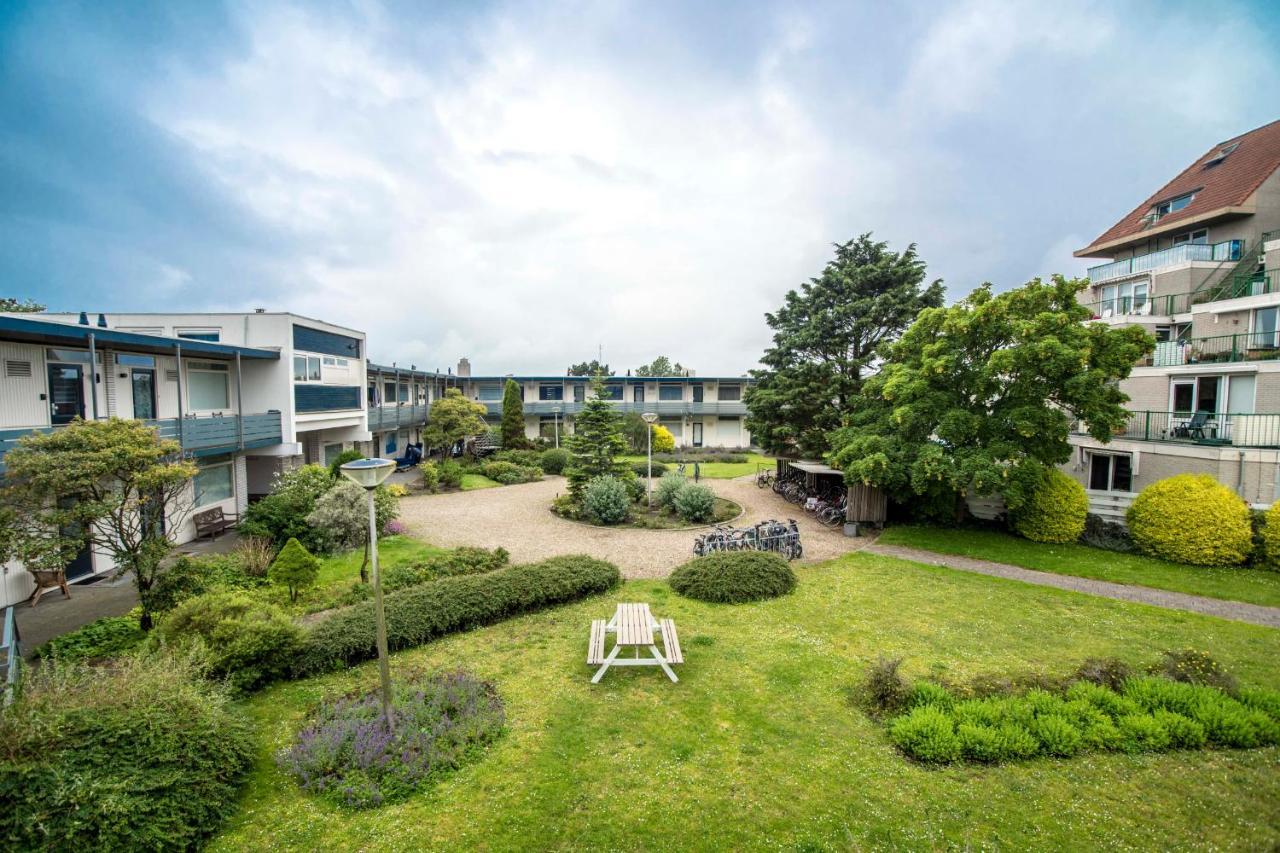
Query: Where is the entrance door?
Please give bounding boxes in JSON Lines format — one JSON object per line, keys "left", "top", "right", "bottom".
{"left": 57, "top": 496, "right": 94, "bottom": 581}
{"left": 692, "top": 422, "right": 703, "bottom": 447}
{"left": 47, "top": 364, "right": 85, "bottom": 424}
{"left": 131, "top": 368, "right": 156, "bottom": 419}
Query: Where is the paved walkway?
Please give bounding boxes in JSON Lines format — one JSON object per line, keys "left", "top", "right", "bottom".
{"left": 397, "top": 475, "right": 871, "bottom": 579}
{"left": 867, "top": 542, "right": 1280, "bottom": 629}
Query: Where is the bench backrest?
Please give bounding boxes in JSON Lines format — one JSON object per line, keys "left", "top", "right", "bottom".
{"left": 194, "top": 507, "right": 225, "bottom": 524}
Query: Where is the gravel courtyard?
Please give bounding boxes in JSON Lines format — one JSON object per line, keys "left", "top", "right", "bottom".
{"left": 397, "top": 475, "right": 867, "bottom": 578}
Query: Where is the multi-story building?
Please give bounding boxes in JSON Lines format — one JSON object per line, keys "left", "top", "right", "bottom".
{"left": 452, "top": 359, "right": 755, "bottom": 448}
{"left": 1067, "top": 119, "right": 1280, "bottom": 505}
{"left": 365, "top": 363, "right": 456, "bottom": 459}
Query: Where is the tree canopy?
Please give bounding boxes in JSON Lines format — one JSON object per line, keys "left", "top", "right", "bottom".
{"left": 745, "top": 234, "right": 945, "bottom": 457}
{"left": 634, "top": 356, "right": 686, "bottom": 377}
{"left": 564, "top": 378, "right": 629, "bottom": 500}
{"left": 422, "top": 388, "right": 489, "bottom": 455}
{"left": 829, "top": 276, "right": 1154, "bottom": 520}
{"left": 568, "top": 359, "right": 610, "bottom": 377}
{"left": 0, "top": 297, "right": 45, "bottom": 313}
{"left": 500, "top": 378, "right": 527, "bottom": 448}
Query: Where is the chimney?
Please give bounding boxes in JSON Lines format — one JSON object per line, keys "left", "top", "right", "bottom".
{"left": 96, "top": 313, "right": 108, "bottom": 328}
{"left": 78, "top": 311, "right": 89, "bottom": 325}
{"left": 457, "top": 357, "right": 471, "bottom": 378}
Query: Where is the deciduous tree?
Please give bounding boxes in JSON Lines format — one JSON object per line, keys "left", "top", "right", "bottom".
{"left": 0, "top": 297, "right": 45, "bottom": 312}
{"left": 422, "top": 388, "right": 489, "bottom": 457}
{"left": 568, "top": 359, "right": 610, "bottom": 377}
{"left": 634, "top": 356, "right": 686, "bottom": 377}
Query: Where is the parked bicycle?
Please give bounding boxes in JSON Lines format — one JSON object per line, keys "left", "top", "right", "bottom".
{"left": 693, "top": 518, "right": 802, "bottom": 560}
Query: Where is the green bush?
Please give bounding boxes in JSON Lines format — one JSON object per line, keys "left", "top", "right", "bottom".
{"left": 418, "top": 461, "right": 441, "bottom": 493}
{"left": 36, "top": 613, "right": 146, "bottom": 663}
{"left": 668, "top": 551, "right": 796, "bottom": 603}
{"left": 155, "top": 592, "right": 304, "bottom": 693}
{"left": 1126, "top": 473, "right": 1252, "bottom": 566}
{"left": 582, "top": 475, "right": 631, "bottom": 525}
{"left": 1028, "top": 714, "right": 1083, "bottom": 756}
{"left": 1148, "top": 648, "right": 1238, "bottom": 692}
{"left": 888, "top": 705, "right": 961, "bottom": 763}
{"left": 0, "top": 651, "right": 254, "bottom": 851}
{"left": 480, "top": 460, "right": 542, "bottom": 485}
{"left": 672, "top": 482, "right": 716, "bottom": 522}
{"left": 437, "top": 459, "right": 464, "bottom": 489}
{"left": 381, "top": 546, "right": 510, "bottom": 592}
{"left": 269, "top": 537, "right": 320, "bottom": 602}
{"left": 539, "top": 447, "right": 570, "bottom": 475}
{"left": 294, "top": 555, "right": 621, "bottom": 676}
{"left": 630, "top": 460, "right": 669, "bottom": 479}
{"left": 654, "top": 471, "right": 686, "bottom": 508}
{"left": 239, "top": 464, "right": 333, "bottom": 550}
{"left": 1011, "top": 468, "right": 1087, "bottom": 544}
{"left": 1263, "top": 500, "right": 1280, "bottom": 569}
{"left": 327, "top": 448, "right": 364, "bottom": 479}
{"left": 493, "top": 448, "right": 541, "bottom": 467}
{"left": 957, "top": 722, "right": 1002, "bottom": 761}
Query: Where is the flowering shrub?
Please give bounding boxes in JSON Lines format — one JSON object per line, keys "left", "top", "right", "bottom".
{"left": 384, "top": 519, "right": 408, "bottom": 536}
{"left": 385, "top": 483, "right": 409, "bottom": 499}
{"left": 278, "top": 671, "right": 505, "bottom": 808}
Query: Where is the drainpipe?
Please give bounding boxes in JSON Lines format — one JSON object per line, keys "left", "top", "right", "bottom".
{"left": 175, "top": 343, "right": 184, "bottom": 449}
{"left": 87, "top": 333, "right": 99, "bottom": 420}
{"left": 236, "top": 352, "right": 244, "bottom": 450}
{"left": 1238, "top": 450, "right": 1247, "bottom": 498}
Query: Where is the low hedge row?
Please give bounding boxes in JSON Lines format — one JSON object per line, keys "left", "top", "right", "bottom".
{"left": 295, "top": 554, "right": 621, "bottom": 675}
{"left": 669, "top": 552, "right": 797, "bottom": 603}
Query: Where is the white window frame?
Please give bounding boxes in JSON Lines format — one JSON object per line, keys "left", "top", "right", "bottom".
{"left": 1169, "top": 375, "right": 1222, "bottom": 416}
{"left": 1250, "top": 306, "right": 1280, "bottom": 350}
{"left": 1154, "top": 192, "right": 1195, "bottom": 219}
{"left": 1172, "top": 229, "right": 1208, "bottom": 246}
{"left": 186, "top": 361, "right": 231, "bottom": 411}
{"left": 293, "top": 353, "right": 323, "bottom": 383}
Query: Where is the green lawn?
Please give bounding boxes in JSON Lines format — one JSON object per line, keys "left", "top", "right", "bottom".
{"left": 622, "top": 452, "right": 775, "bottom": 479}
{"left": 287, "top": 536, "right": 448, "bottom": 614}
{"left": 460, "top": 473, "right": 501, "bottom": 491}
{"left": 879, "top": 525, "right": 1280, "bottom": 609}
{"left": 214, "top": 551, "right": 1280, "bottom": 850}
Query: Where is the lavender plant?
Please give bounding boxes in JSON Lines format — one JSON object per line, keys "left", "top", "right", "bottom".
{"left": 279, "top": 671, "right": 505, "bottom": 808}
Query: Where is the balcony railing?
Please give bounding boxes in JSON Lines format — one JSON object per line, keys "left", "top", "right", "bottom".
{"left": 1074, "top": 410, "right": 1280, "bottom": 448}
{"left": 1084, "top": 291, "right": 1190, "bottom": 319}
{"left": 1191, "top": 270, "right": 1277, "bottom": 305}
{"left": 368, "top": 403, "right": 428, "bottom": 431}
{"left": 1087, "top": 240, "right": 1243, "bottom": 284}
{"left": 478, "top": 400, "right": 749, "bottom": 417}
{"left": 1147, "top": 332, "right": 1280, "bottom": 367}
{"left": 0, "top": 412, "right": 283, "bottom": 470}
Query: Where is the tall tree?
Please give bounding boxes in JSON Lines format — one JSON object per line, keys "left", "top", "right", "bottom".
{"left": 634, "top": 356, "right": 686, "bottom": 377}
{"left": 830, "top": 276, "right": 1154, "bottom": 520}
{"left": 500, "top": 378, "right": 527, "bottom": 448}
{"left": 568, "top": 359, "right": 610, "bottom": 377}
{"left": 745, "top": 234, "right": 945, "bottom": 457}
{"left": 1, "top": 418, "right": 197, "bottom": 630}
{"left": 564, "top": 377, "right": 629, "bottom": 501}
{"left": 422, "top": 389, "right": 489, "bottom": 457}
{"left": 0, "top": 297, "right": 45, "bottom": 313}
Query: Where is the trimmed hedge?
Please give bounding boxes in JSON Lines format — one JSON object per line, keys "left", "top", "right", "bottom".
{"left": 295, "top": 555, "right": 621, "bottom": 675}
{"left": 669, "top": 552, "right": 797, "bottom": 603}
{"left": 1012, "top": 468, "right": 1087, "bottom": 544}
{"left": 630, "top": 460, "right": 670, "bottom": 478}
{"left": 1126, "top": 474, "right": 1252, "bottom": 566}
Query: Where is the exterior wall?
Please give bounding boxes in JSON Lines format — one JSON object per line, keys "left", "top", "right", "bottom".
{"left": 1065, "top": 436, "right": 1280, "bottom": 506}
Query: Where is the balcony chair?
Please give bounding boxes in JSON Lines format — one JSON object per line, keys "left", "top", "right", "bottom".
{"left": 1170, "top": 411, "right": 1211, "bottom": 440}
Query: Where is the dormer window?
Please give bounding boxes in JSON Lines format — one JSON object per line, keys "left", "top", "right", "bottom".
{"left": 1203, "top": 142, "right": 1239, "bottom": 169}
{"left": 1154, "top": 192, "right": 1195, "bottom": 219}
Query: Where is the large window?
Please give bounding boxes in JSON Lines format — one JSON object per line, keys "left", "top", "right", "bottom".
{"left": 1088, "top": 453, "right": 1132, "bottom": 492}
{"left": 573, "top": 384, "right": 586, "bottom": 403}
{"left": 692, "top": 384, "right": 704, "bottom": 403}
{"left": 602, "top": 384, "right": 623, "bottom": 400}
{"left": 187, "top": 361, "right": 230, "bottom": 410}
{"left": 1100, "top": 281, "right": 1148, "bottom": 316}
{"left": 1172, "top": 229, "right": 1208, "bottom": 246}
{"left": 1171, "top": 376, "right": 1221, "bottom": 415}
{"left": 659, "top": 384, "right": 682, "bottom": 401}
{"left": 1154, "top": 192, "right": 1195, "bottom": 219}
{"left": 539, "top": 384, "right": 563, "bottom": 401}
{"left": 1253, "top": 307, "right": 1279, "bottom": 349}
{"left": 193, "top": 459, "right": 234, "bottom": 507}
{"left": 293, "top": 354, "right": 322, "bottom": 382}
{"left": 718, "top": 384, "right": 741, "bottom": 401}
{"left": 477, "top": 384, "right": 503, "bottom": 401}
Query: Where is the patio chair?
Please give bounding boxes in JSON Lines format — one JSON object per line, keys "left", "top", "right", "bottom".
{"left": 1170, "top": 411, "right": 1211, "bottom": 440}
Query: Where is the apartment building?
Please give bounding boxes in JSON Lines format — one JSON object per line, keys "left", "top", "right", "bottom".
{"left": 365, "top": 363, "right": 457, "bottom": 458}
{"left": 1067, "top": 119, "right": 1280, "bottom": 505}
{"left": 453, "top": 360, "right": 755, "bottom": 448}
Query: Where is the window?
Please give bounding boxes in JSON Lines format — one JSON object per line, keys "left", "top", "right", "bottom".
{"left": 1088, "top": 454, "right": 1132, "bottom": 492}
{"left": 187, "top": 361, "right": 230, "bottom": 409}
{"left": 45, "top": 348, "right": 94, "bottom": 364}
{"left": 718, "top": 384, "right": 741, "bottom": 401}
{"left": 116, "top": 354, "right": 155, "bottom": 367}
{"left": 293, "top": 355, "right": 322, "bottom": 382}
{"left": 1154, "top": 192, "right": 1195, "bottom": 219}
{"left": 1171, "top": 376, "right": 1221, "bottom": 415}
{"left": 602, "top": 384, "right": 623, "bottom": 401}
{"left": 1204, "top": 143, "right": 1239, "bottom": 168}
{"left": 323, "top": 356, "right": 336, "bottom": 366}
{"left": 1172, "top": 229, "right": 1208, "bottom": 246}
{"left": 1253, "top": 307, "right": 1279, "bottom": 349}
{"left": 323, "top": 444, "right": 344, "bottom": 466}
{"left": 399, "top": 383, "right": 409, "bottom": 403}
{"left": 367, "top": 385, "right": 378, "bottom": 406}
{"left": 659, "top": 384, "right": 682, "bottom": 401}
{"left": 193, "top": 460, "right": 233, "bottom": 507}
{"left": 539, "top": 384, "right": 564, "bottom": 401}
{"left": 633, "top": 384, "right": 644, "bottom": 403}
{"left": 692, "top": 384, "right": 704, "bottom": 403}
{"left": 1100, "top": 281, "right": 1148, "bottom": 316}
{"left": 477, "top": 384, "right": 503, "bottom": 401}
{"left": 177, "top": 329, "right": 221, "bottom": 342}
{"left": 573, "top": 384, "right": 586, "bottom": 403}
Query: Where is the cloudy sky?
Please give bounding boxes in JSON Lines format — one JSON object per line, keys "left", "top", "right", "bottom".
{"left": 2, "top": 1, "right": 1277, "bottom": 375}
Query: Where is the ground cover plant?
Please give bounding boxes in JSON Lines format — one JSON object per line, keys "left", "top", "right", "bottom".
{"left": 278, "top": 670, "right": 505, "bottom": 809}
{"left": 212, "top": 551, "right": 1280, "bottom": 850}
{"left": 669, "top": 551, "right": 797, "bottom": 603}
{"left": 878, "top": 525, "right": 1280, "bottom": 607}
{"left": 35, "top": 611, "right": 146, "bottom": 662}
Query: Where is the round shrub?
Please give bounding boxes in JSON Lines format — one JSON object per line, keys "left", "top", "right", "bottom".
{"left": 437, "top": 459, "right": 464, "bottom": 489}
{"left": 1011, "top": 468, "right": 1087, "bottom": 544}
{"left": 0, "top": 651, "right": 254, "bottom": 851}
{"left": 672, "top": 482, "right": 716, "bottom": 523}
{"left": 655, "top": 471, "right": 686, "bottom": 508}
{"left": 278, "top": 670, "right": 504, "bottom": 808}
{"left": 582, "top": 475, "right": 631, "bottom": 525}
{"left": 668, "top": 551, "right": 797, "bottom": 603}
{"left": 155, "top": 591, "right": 304, "bottom": 693}
{"left": 888, "top": 704, "right": 961, "bottom": 763}
{"left": 1262, "top": 499, "right": 1280, "bottom": 569}
{"left": 630, "top": 459, "right": 669, "bottom": 479}
{"left": 482, "top": 460, "right": 542, "bottom": 485}
{"left": 1028, "top": 714, "right": 1083, "bottom": 757}
{"left": 269, "top": 537, "right": 320, "bottom": 602}
{"left": 418, "top": 461, "right": 441, "bottom": 493}
{"left": 1126, "top": 474, "right": 1252, "bottom": 566}
{"left": 539, "top": 447, "right": 570, "bottom": 475}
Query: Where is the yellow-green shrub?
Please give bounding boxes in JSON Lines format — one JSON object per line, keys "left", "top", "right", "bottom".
{"left": 1262, "top": 500, "right": 1280, "bottom": 570}
{"left": 1012, "top": 468, "right": 1087, "bottom": 544}
{"left": 651, "top": 425, "right": 676, "bottom": 454}
{"left": 1126, "top": 474, "right": 1251, "bottom": 566}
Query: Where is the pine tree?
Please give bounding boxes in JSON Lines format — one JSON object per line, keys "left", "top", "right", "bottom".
{"left": 565, "top": 377, "right": 629, "bottom": 501}
{"left": 500, "top": 378, "right": 527, "bottom": 448}
{"left": 269, "top": 537, "right": 320, "bottom": 603}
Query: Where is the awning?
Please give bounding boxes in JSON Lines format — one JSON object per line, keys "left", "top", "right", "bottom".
{"left": 788, "top": 461, "right": 843, "bottom": 476}
{"left": 0, "top": 315, "right": 280, "bottom": 360}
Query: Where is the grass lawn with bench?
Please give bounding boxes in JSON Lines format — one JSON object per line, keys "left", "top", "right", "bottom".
{"left": 879, "top": 525, "right": 1280, "bottom": 609}
{"left": 622, "top": 451, "right": 775, "bottom": 479}
{"left": 212, "top": 550, "right": 1280, "bottom": 851}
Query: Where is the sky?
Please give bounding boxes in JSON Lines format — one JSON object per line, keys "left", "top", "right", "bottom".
{"left": 2, "top": 1, "right": 1278, "bottom": 375}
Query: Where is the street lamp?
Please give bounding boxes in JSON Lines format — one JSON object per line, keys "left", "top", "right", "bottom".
{"left": 340, "top": 457, "right": 396, "bottom": 730}
{"left": 552, "top": 405, "right": 562, "bottom": 449}
{"left": 642, "top": 412, "right": 658, "bottom": 508}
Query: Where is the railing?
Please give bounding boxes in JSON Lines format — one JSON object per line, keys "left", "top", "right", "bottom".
{"left": 1087, "top": 240, "right": 1242, "bottom": 284}
{"left": 1084, "top": 291, "right": 1190, "bottom": 318}
{"left": 478, "top": 400, "right": 750, "bottom": 417}
{"left": 1074, "top": 410, "right": 1280, "bottom": 448}
{"left": 368, "top": 404, "right": 428, "bottom": 431}
{"left": 1, "top": 604, "right": 19, "bottom": 706}
{"left": 1146, "top": 332, "right": 1280, "bottom": 367}
{"left": 1191, "top": 270, "right": 1277, "bottom": 304}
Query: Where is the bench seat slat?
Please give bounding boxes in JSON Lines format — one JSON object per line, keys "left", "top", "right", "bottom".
{"left": 659, "top": 618, "right": 683, "bottom": 664}
{"left": 587, "top": 619, "right": 607, "bottom": 665}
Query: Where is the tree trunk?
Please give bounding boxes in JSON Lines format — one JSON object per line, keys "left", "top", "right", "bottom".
{"left": 360, "top": 537, "right": 370, "bottom": 584}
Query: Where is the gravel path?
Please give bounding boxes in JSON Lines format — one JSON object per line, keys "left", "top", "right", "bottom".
{"left": 397, "top": 475, "right": 869, "bottom": 579}
{"left": 867, "top": 542, "right": 1280, "bottom": 629}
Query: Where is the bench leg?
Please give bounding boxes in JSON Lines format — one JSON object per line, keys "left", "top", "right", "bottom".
{"left": 590, "top": 645, "right": 621, "bottom": 684}
{"left": 649, "top": 645, "right": 679, "bottom": 683}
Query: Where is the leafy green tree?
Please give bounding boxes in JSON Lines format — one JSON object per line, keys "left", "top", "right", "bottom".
{"left": 422, "top": 388, "right": 489, "bottom": 457}
{"left": 745, "top": 234, "right": 945, "bottom": 457}
{"left": 500, "top": 378, "right": 528, "bottom": 448}
{"left": 268, "top": 537, "right": 320, "bottom": 603}
{"left": 620, "top": 411, "right": 650, "bottom": 453}
{"left": 305, "top": 479, "right": 399, "bottom": 582}
{"left": 239, "top": 464, "right": 333, "bottom": 551}
{"left": 830, "top": 276, "right": 1153, "bottom": 521}
{"left": 568, "top": 359, "right": 610, "bottom": 377}
{"left": 634, "top": 356, "right": 686, "bottom": 376}
{"left": 328, "top": 448, "right": 363, "bottom": 478}
{"left": 565, "top": 378, "right": 629, "bottom": 501}
{"left": 0, "top": 418, "right": 197, "bottom": 629}
{"left": 0, "top": 297, "right": 45, "bottom": 312}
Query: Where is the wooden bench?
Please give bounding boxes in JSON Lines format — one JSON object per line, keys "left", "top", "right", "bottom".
{"left": 194, "top": 507, "right": 238, "bottom": 541}
{"left": 588, "top": 619, "right": 607, "bottom": 666}
{"left": 659, "top": 618, "right": 683, "bottom": 664}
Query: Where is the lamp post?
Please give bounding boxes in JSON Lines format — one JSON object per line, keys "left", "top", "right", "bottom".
{"left": 340, "top": 457, "right": 396, "bottom": 730}
{"left": 552, "top": 405, "right": 562, "bottom": 449}
{"left": 642, "top": 412, "right": 658, "bottom": 508}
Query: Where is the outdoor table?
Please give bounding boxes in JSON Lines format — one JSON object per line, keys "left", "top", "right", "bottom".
{"left": 588, "top": 602, "right": 682, "bottom": 683}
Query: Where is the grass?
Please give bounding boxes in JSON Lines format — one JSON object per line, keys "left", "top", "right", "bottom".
{"left": 879, "top": 525, "right": 1280, "bottom": 609}
{"left": 621, "top": 452, "right": 775, "bottom": 479}
{"left": 285, "top": 536, "right": 448, "bottom": 614}
{"left": 214, "top": 550, "right": 1280, "bottom": 850}
{"left": 459, "top": 473, "right": 501, "bottom": 491}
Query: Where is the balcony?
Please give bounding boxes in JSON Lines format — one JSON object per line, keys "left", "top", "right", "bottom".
{"left": 1148, "top": 332, "right": 1280, "bottom": 367}
{"left": 1084, "top": 291, "right": 1190, "bottom": 319}
{"left": 479, "top": 400, "right": 750, "bottom": 417}
{"left": 368, "top": 403, "right": 428, "bottom": 431}
{"left": 1074, "top": 410, "right": 1280, "bottom": 449}
{"left": 0, "top": 412, "right": 283, "bottom": 471}
{"left": 1191, "top": 270, "right": 1277, "bottom": 306}
{"left": 1087, "top": 240, "right": 1243, "bottom": 284}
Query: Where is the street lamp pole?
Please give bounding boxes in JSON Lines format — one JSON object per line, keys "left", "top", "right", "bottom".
{"left": 553, "top": 405, "right": 561, "bottom": 449}
{"left": 642, "top": 412, "right": 658, "bottom": 509}
{"left": 340, "top": 457, "right": 396, "bottom": 731}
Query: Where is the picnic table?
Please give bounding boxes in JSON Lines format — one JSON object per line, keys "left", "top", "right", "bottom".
{"left": 587, "top": 602, "right": 683, "bottom": 684}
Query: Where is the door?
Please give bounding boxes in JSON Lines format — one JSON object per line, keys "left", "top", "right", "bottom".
{"left": 633, "top": 384, "right": 644, "bottom": 403}
{"left": 47, "top": 363, "right": 85, "bottom": 425}
{"left": 692, "top": 422, "right": 703, "bottom": 447}
{"left": 57, "top": 496, "right": 94, "bottom": 581}
{"left": 131, "top": 368, "right": 156, "bottom": 420}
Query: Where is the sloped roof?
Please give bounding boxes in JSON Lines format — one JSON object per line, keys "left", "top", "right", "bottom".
{"left": 1076, "top": 119, "right": 1280, "bottom": 257}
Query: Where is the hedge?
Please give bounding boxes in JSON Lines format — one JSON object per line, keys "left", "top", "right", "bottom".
{"left": 295, "top": 555, "right": 621, "bottom": 675}
{"left": 1126, "top": 474, "right": 1252, "bottom": 566}
{"left": 1011, "top": 468, "right": 1087, "bottom": 544}
{"left": 669, "top": 551, "right": 797, "bottom": 603}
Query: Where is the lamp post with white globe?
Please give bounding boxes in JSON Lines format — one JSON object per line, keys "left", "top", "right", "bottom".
{"left": 642, "top": 412, "right": 658, "bottom": 508}
{"left": 339, "top": 457, "right": 397, "bottom": 730}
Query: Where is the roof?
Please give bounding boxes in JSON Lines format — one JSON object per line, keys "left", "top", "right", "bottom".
{"left": 0, "top": 315, "right": 280, "bottom": 360}
{"left": 1076, "top": 119, "right": 1280, "bottom": 257}
{"left": 466, "top": 375, "right": 752, "bottom": 383}
{"left": 367, "top": 362, "right": 452, "bottom": 380}
{"left": 788, "top": 460, "right": 843, "bottom": 476}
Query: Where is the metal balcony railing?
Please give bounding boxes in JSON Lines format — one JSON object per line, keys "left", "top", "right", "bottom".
{"left": 1084, "top": 291, "right": 1190, "bottom": 318}
{"left": 477, "top": 399, "right": 750, "bottom": 417}
{"left": 1074, "top": 410, "right": 1280, "bottom": 448}
{"left": 1087, "top": 240, "right": 1243, "bottom": 284}
{"left": 1146, "top": 332, "right": 1280, "bottom": 367}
